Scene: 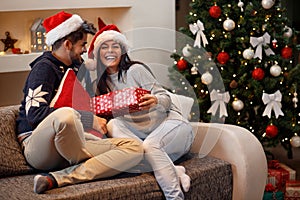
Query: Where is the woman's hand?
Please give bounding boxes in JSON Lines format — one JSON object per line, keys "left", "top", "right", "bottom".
{"left": 139, "top": 94, "right": 158, "bottom": 110}
{"left": 93, "top": 115, "right": 108, "bottom": 134}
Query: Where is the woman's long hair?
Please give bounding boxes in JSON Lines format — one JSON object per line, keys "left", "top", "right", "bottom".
{"left": 95, "top": 44, "right": 154, "bottom": 96}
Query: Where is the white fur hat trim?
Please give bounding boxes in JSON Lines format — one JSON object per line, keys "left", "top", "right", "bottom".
{"left": 45, "top": 14, "right": 83, "bottom": 46}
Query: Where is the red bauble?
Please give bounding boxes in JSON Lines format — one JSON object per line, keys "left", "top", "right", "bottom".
{"left": 176, "top": 59, "right": 188, "bottom": 71}
{"left": 252, "top": 68, "right": 265, "bottom": 80}
{"left": 281, "top": 46, "right": 293, "bottom": 59}
{"left": 266, "top": 125, "right": 278, "bottom": 138}
{"left": 217, "top": 51, "right": 230, "bottom": 64}
{"left": 209, "top": 5, "right": 222, "bottom": 18}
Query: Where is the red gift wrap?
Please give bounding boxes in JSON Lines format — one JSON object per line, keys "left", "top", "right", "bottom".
{"left": 267, "top": 160, "right": 296, "bottom": 192}
{"left": 92, "top": 87, "right": 150, "bottom": 117}
{"left": 285, "top": 180, "right": 300, "bottom": 200}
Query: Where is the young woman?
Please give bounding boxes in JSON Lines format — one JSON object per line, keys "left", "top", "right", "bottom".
{"left": 86, "top": 24, "right": 195, "bottom": 200}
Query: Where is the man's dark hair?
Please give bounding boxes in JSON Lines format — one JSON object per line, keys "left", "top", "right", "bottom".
{"left": 52, "top": 21, "right": 96, "bottom": 50}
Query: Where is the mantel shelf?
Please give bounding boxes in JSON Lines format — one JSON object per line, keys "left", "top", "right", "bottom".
{"left": 0, "top": 53, "right": 41, "bottom": 73}
{"left": 0, "top": 0, "right": 134, "bottom": 12}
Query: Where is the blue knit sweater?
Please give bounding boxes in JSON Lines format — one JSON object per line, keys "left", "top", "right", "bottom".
{"left": 16, "top": 51, "right": 93, "bottom": 136}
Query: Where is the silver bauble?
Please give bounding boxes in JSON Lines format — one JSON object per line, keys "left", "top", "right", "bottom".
{"left": 223, "top": 19, "right": 235, "bottom": 31}
{"left": 182, "top": 44, "right": 192, "bottom": 57}
{"left": 201, "top": 71, "right": 213, "bottom": 85}
{"left": 242, "top": 48, "right": 254, "bottom": 60}
{"left": 261, "top": 0, "right": 275, "bottom": 9}
{"left": 232, "top": 99, "right": 244, "bottom": 111}
{"left": 290, "top": 135, "right": 300, "bottom": 148}
{"left": 270, "top": 64, "right": 282, "bottom": 77}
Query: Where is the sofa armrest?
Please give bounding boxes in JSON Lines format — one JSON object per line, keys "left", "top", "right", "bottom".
{"left": 190, "top": 122, "right": 267, "bottom": 200}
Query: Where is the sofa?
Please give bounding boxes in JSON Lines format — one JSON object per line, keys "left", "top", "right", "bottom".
{"left": 0, "top": 105, "right": 267, "bottom": 200}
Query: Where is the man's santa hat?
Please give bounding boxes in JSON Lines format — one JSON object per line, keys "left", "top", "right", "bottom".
{"left": 43, "top": 11, "right": 84, "bottom": 46}
{"left": 85, "top": 17, "right": 129, "bottom": 71}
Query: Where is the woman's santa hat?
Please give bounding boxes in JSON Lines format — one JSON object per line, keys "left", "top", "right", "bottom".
{"left": 43, "top": 11, "right": 84, "bottom": 46}
{"left": 85, "top": 17, "right": 129, "bottom": 71}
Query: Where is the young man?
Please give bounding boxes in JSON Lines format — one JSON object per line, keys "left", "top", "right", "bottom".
{"left": 16, "top": 11, "right": 143, "bottom": 194}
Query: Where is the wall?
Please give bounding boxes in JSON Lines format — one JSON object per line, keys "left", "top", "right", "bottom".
{"left": 0, "top": 0, "right": 176, "bottom": 106}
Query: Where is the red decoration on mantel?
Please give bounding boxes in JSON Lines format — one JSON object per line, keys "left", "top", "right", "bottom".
{"left": 1, "top": 31, "right": 18, "bottom": 52}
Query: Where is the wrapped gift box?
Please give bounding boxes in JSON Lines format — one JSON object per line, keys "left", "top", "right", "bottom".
{"left": 263, "top": 191, "right": 284, "bottom": 200}
{"left": 267, "top": 160, "right": 296, "bottom": 191}
{"left": 285, "top": 180, "right": 300, "bottom": 200}
{"left": 92, "top": 87, "right": 150, "bottom": 117}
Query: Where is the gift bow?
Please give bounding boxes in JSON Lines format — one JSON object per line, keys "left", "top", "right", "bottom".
{"left": 207, "top": 90, "right": 230, "bottom": 117}
{"left": 189, "top": 20, "right": 208, "bottom": 48}
{"left": 250, "top": 32, "right": 275, "bottom": 59}
{"left": 262, "top": 90, "right": 284, "bottom": 118}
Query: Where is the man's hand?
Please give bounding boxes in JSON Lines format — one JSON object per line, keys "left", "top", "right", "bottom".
{"left": 139, "top": 94, "right": 158, "bottom": 110}
{"left": 93, "top": 115, "right": 107, "bottom": 134}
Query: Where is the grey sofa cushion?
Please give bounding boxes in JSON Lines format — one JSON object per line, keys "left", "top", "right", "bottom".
{"left": 0, "top": 154, "right": 232, "bottom": 200}
{"left": 0, "top": 105, "right": 34, "bottom": 177}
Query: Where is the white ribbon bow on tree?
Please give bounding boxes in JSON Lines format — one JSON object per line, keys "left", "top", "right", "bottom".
{"left": 262, "top": 90, "right": 284, "bottom": 118}
{"left": 250, "top": 32, "right": 275, "bottom": 60}
{"left": 207, "top": 90, "right": 230, "bottom": 117}
{"left": 189, "top": 20, "right": 209, "bottom": 48}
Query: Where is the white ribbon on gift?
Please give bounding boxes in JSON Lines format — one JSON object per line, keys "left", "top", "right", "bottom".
{"left": 189, "top": 20, "right": 209, "bottom": 48}
{"left": 250, "top": 32, "right": 275, "bottom": 60}
{"left": 262, "top": 90, "right": 284, "bottom": 118}
{"left": 207, "top": 90, "right": 230, "bottom": 117}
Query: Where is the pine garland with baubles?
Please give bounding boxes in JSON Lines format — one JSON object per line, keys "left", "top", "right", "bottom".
{"left": 169, "top": 0, "right": 299, "bottom": 158}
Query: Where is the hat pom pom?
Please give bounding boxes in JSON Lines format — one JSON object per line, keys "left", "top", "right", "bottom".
{"left": 85, "top": 59, "right": 97, "bottom": 71}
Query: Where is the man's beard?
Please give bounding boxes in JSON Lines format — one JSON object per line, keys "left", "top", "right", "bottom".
{"left": 70, "top": 51, "right": 83, "bottom": 67}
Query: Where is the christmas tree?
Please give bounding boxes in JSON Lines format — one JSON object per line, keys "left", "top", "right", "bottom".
{"left": 170, "top": 0, "right": 300, "bottom": 158}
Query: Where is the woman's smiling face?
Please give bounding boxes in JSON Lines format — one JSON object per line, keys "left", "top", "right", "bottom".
{"left": 99, "top": 40, "right": 122, "bottom": 74}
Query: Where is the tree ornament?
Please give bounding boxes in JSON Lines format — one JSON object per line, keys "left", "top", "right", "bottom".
{"left": 182, "top": 44, "right": 192, "bottom": 57}
{"left": 272, "top": 38, "right": 277, "bottom": 49}
{"left": 207, "top": 89, "right": 230, "bottom": 117}
{"left": 261, "top": 0, "right": 275, "bottom": 9}
{"left": 265, "top": 124, "right": 278, "bottom": 138}
{"left": 242, "top": 48, "right": 254, "bottom": 60}
{"left": 281, "top": 46, "right": 293, "bottom": 59}
{"left": 189, "top": 20, "right": 209, "bottom": 48}
{"left": 283, "top": 26, "right": 293, "bottom": 38}
{"left": 176, "top": 59, "right": 188, "bottom": 71}
{"left": 250, "top": 32, "right": 275, "bottom": 60}
{"left": 232, "top": 98, "right": 244, "bottom": 111}
{"left": 223, "top": 18, "right": 235, "bottom": 31}
{"left": 270, "top": 63, "right": 282, "bottom": 77}
{"left": 201, "top": 71, "right": 213, "bottom": 85}
{"left": 217, "top": 51, "right": 230, "bottom": 64}
{"left": 252, "top": 68, "right": 265, "bottom": 80}
{"left": 293, "top": 91, "right": 298, "bottom": 108}
{"left": 191, "top": 65, "right": 198, "bottom": 75}
{"left": 229, "top": 80, "right": 238, "bottom": 88}
{"left": 262, "top": 90, "right": 284, "bottom": 118}
{"left": 290, "top": 135, "right": 300, "bottom": 148}
{"left": 209, "top": 5, "right": 222, "bottom": 18}
{"left": 238, "top": 0, "right": 244, "bottom": 12}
